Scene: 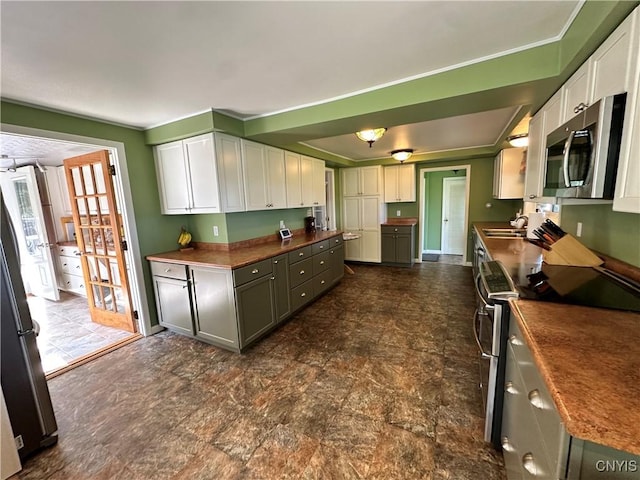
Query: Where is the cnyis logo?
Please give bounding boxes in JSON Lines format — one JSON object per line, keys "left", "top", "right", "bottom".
{"left": 594, "top": 459, "right": 638, "bottom": 473}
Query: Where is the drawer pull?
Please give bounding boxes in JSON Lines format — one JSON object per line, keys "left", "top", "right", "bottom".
{"left": 274, "top": 260, "right": 278, "bottom": 264}
{"left": 522, "top": 453, "right": 540, "bottom": 476}
{"left": 394, "top": 228, "right": 398, "bottom": 232}
{"left": 501, "top": 436, "right": 514, "bottom": 452}
{"left": 299, "top": 252, "right": 304, "bottom": 257}
{"left": 164, "top": 268, "right": 171, "bottom": 273}
{"left": 509, "top": 334, "right": 522, "bottom": 345}
{"left": 528, "top": 389, "right": 544, "bottom": 409}
{"left": 76, "top": 265, "right": 80, "bottom": 269}
{"left": 320, "top": 261, "right": 325, "bottom": 265}
{"left": 505, "top": 381, "right": 518, "bottom": 395}
{"left": 319, "top": 245, "right": 324, "bottom": 249}
{"left": 320, "top": 280, "right": 325, "bottom": 285}
{"left": 252, "top": 268, "right": 259, "bottom": 274}
{"left": 301, "top": 292, "right": 306, "bottom": 297}
{"left": 335, "top": 239, "right": 339, "bottom": 243}
{"left": 300, "top": 270, "right": 305, "bottom": 275}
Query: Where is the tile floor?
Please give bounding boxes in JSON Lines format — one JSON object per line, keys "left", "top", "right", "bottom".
{"left": 28, "top": 291, "right": 136, "bottom": 374}
{"left": 16, "top": 263, "right": 505, "bottom": 479}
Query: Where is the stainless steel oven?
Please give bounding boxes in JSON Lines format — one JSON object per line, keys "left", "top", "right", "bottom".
{"left": 473, "top": 261, "right": 518, "bottom": 449}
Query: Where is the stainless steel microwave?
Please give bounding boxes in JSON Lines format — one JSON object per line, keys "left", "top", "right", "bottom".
{"left": 543, "top": 93, "right": 626, "bottom": 198}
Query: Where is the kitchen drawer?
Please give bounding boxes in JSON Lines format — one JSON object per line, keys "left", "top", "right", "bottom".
{"left": 288, "top": 245, "right": 312, "bottom": 263}
{"left": 289, "top": 257, "right": 313, "bottom": 288}
{"left": 233, "top": 259, "right": 273, "bottom": 287}
{"left": 311, "top": 239, "right": 330, "bottom": 255}
{"left": 329, "top": 235, "right": 344, "bottom": 247}
{"left": 150, "top": 261, "right": 188, "bottom": 280}
{"left": 291, "top": 280, "right": 313, "bottom": 311}
{"left": 381, "top": 225, "right": 413, "bottom": 235}
{"left": 60, "top": 255, "right": 82, "bottom": 275}
{"left": 61, "top": 273, "right": 86, "bottom": 296}
{"left": 313, "top": 269, "right": 332, "bottom": 296}
{"left": 312, "top": 251, "right": 330, "bottom": 275}
{"left": 58, "top": 245, "right": 81, "bottom": 257}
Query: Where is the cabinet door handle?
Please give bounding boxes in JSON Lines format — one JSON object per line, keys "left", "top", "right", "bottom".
{"left": 509, "top": 334, "right": 522, "bottom": 346}
{"left": 252, "top": 268, "right": 259, "bottom": 274}
{"left": 320, "top": 280, "right": 325, "bottom": 285}
{"left": 528, "top": 390, "right": 544, "bottom": 409}
{"left": 522, "top": 453, "right": 540, "bottom": 476}
{"left": 320, "top": 261, "right": 325, "bottom": 265}
{"left": 299, "top": 270, "right": 305, "bottom": 275}
{"left": 301, "top": 292, "right": 306, "bottom": 297}
{"left": 270, "top": 276, "right": 275, "bottom": 280}
{"left": 529, "top": 194, "right": 536, "bottom": 199}
{"left": 274, "top": 260, "right": 278, "bottom": 264}
{"left": 505, "top": 381, "right": 518, "bottom": 395}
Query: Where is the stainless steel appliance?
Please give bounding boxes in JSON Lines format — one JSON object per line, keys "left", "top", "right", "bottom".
{"left": 0, "top": 194, "right": 58, "bottom": 460}
{"left": 544, "top": 93, "right": 626, "bottom": 199}
{"left": 473, "top": 260, "right": 518, "bottom": 449}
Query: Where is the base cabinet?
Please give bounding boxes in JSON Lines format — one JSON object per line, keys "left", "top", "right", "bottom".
{"left": 381, "top": 225, "right": 414, "bottom": 266}
{"left": 149, "top": 234, "right": 343, "bottom": 352}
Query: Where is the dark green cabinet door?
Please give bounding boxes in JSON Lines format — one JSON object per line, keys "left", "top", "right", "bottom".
{"left": 236, "top": 274, "right": 276, "bottom": 347}
{"left": 381, "top": 233, "right": 396, "bottom": 263}
{"left": 395, "top": 234, "right": 413, "bottom": 264}
{"left": 272, "top": 255, "right": 290, "bottom": 323}
{"left": 329, "top": 244, "right": 345, "bottom": 284}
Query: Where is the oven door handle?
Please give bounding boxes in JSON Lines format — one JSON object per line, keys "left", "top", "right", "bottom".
{"left": 562, "top": 130, "right": 575, "bottom": 188}
{"left": 474, "top": 274, "right": 494, "bottom": 311}
{"left": 473, "top": 308, "right": 493, "bottom": 359}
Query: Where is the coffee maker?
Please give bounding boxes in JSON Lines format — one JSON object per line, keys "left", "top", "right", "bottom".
{"left": 304, "top": 216, "right": 316, "bottom": 234}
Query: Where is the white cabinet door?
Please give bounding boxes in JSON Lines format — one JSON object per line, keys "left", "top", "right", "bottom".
{"left": 493, "top": 148, "right": 525, "bottom": 199}
{"left": 360, "top": 166, "right": 382, "bottom": 196}
{"left": 544, "top": 89, "right": 564, "bottom": 135}
{"left": 184, "top": 133, "right": 220, "bottom": 213}
{"left": 310, "top": 158, "right": 326, "bottom": 206}
{"left": 342, "top": 197, "right": 361, "bottom": 232}
{"left": 242, "top": 139, "right": 269, "bottom": 211}
{"left": 215, "top": 133, "right": 245, "bottom": 213}
{"left": 56, "top": 166, "right": 73, "bottom": 215}
{"left": 342, "top": 168, "right": 361, "bottom": 197}
{"left": 360, "top": 196, "right": 381, "bottom": 230}
{"left": 524, "top": 112, "right": 546, "bottom": 201}
{"left": 285, "top": 151, "right": 303, "bottom": 208}
{"left": 384, "top": 164, "right": 415, "bottom": 202}
{"left": 562, "top": 61, "right": 592, "bottom": 122}
{"left": 342, "top": 196, "right": 381, "bottom": 262}
{"left": 265, "top": 146, "right": 288, "bottom": 209}
{"left": 360, "top": 230, "right": 381, "bottom": 263}
{"left": 592, "top": 10, "right": 637, "bottom": 102}
{"left": 155, "top": 140, "right": 190, "bottom": 214}
{"left": 300, "top": 155, "right": 314, "bottom": 207}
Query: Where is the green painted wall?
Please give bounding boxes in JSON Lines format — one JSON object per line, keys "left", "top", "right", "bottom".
{"left": 423, "top": 170, "right": 467, "bottom": 251}
{"left": 225, "top": 208, "right": 310, "bottom": 243}
{"left": 560, "top": 204, "right": 640, "bottom": 267}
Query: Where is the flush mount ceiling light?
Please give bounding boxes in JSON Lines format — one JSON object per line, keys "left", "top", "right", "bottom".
{"left": 506, "top": 133, "right": 529, "bottom": 148}
{"left": 390, "top": 149, "right": 414, "bottom": 163}
{"left": 355, "top": 128, "right": 387, "bottom": 147}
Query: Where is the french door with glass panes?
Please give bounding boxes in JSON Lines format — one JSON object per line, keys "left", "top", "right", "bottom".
{"left": 63, "top": 151, "right": 137, "bottom": 333}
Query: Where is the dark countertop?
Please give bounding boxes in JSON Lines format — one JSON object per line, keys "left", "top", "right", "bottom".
{"left": 381, "top": 217, "right": 418, "bottom": 226}
{"left": 146, "top": 230, "right": 343, "bottom": 269}
{"left": 474, "top": 222, "right": 640, "bottom": 455}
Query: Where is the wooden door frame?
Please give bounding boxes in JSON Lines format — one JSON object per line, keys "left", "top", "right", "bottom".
{"left": 418, "top": 165, "right": 471, "bottom": 265}
{"left": 1, "top": 124, "right": 157, "bottom": 336}
{"left": 440, "top": 176, "right": 466, "bottom": 255}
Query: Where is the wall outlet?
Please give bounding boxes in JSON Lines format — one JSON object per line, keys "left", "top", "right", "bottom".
{"left": 15, "top": 435, "right": 24, "bottom": 450}
{"left": 576, "top": 222, "right": 582, "bottom": 237}
{"left": 396, "top": 210, "right": 401, "bottom": 217}
{"left": 213, "top": 226, "right": 219, "bottom": 237}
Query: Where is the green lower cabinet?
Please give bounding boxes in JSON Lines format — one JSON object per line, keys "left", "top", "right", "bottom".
{"left": 235, "top": 273, "right": 276, "bottom": 347}
{"left": 381, "top": 225, "right": 414, "bottom": 266}
{"left": 272, "top": 255, "right": 291, "bottom": 323}
{"left": 329, "top": 244, "right": 344, "bottom": 284}
{"left": 190, "top": 266, "right": 238, "bottom": 350}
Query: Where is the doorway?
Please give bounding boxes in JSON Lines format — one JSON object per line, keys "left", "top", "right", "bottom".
{"left": 0, "top": 126, "right": 154, "bottom": 376}
{"left": 418, "top": 165, "right": 470, "bottom": 265}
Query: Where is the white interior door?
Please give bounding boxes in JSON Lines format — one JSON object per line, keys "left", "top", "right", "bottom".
{"left": 441, "top": 177, "right": 466, "bottom": 255}
{"left": 0, "top": 167, "right": 60, "bottom": 300}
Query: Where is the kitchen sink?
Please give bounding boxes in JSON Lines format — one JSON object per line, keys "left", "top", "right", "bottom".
{"left": 482, "top": 228, "right": 527, "bottom": 238}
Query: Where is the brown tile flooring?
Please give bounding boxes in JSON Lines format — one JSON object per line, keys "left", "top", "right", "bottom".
{"left": 17, "top": 263, "right": 505, "bottom": 480}
{"left": 28, "top": 292, "right": 135, "bottom": 374}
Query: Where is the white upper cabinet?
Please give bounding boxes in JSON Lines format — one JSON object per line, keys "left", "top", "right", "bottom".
{"left": 523, "top": 112, "right": 547, "bottom": 202}
{"left": 342, "top": 165, "right": 383, "bottom": 197}
{"left": 241, "top": 140, "right": 287, "bottom": 211}
{"left": 285, "top": 153, "right": 325, "bottom": 208}
{"left": 214, "top": 133, "right": 245, "bottom": 213}
{"left": 493, "top": 148, "right": 525, "bottom": 199}
{"left": 613, "top": 7, "right": 640, "bottom": 213}
{"left": 544, "top": 89, "right": 564, "bottom": 135}
{"left": 561, "top": 61, "right": 592, "bottom": 123}
{"left": 384, "top": 164, "right": 415, "bottom": 203}
{"left": 154, "top": 133, "right": 220, "bottom": 215}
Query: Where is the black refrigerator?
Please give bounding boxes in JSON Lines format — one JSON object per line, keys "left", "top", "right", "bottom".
{"left": 0, "top": 193, "right": 58, "bottom": 460}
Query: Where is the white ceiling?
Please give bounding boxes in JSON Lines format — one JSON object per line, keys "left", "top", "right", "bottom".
{"left": 0, "top": 1, "right": 581, "bottom": 162}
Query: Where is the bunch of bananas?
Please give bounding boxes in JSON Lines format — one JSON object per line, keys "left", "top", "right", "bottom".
{"left": 177, "top": 226, "right": 192, "bottom": 248}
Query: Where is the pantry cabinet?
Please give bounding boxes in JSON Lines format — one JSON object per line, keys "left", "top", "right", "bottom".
{"left": 384, "top": 164, "right": 415, "bottom": 203}
{"left": 154, "top": 133, "right": 221, "bottom": 214}
{"left": 343, "top": 196, "right": 384, "bottom": 263}
{"left": 241, "top": 140, "right": 287, "bottom": 210}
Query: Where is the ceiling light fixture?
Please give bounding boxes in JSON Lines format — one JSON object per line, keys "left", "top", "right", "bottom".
{"left": 355, "top": 128, "right": 387, "bottom": 147}
{"left": 390, "top": 149, "right": 413, "bottom": 163}
{"left": 506, "top": 133, "right": 529, "bottom": 148}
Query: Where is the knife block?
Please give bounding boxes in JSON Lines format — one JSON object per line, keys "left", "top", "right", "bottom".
{"left": 542, "top": 234, "right": 603, "bottom": 266}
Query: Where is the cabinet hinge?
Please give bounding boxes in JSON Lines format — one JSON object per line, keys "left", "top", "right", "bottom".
{"left": 108, "top": 165, "right": 116, "bottom": 176}
{"left": 133, "top": 310, "right": 139, "bottom": 319}
{"left": 121, "top": 240, "right": 128, "bottom": 251}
